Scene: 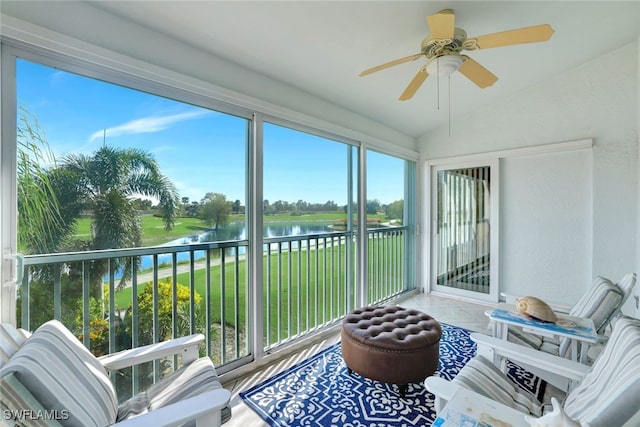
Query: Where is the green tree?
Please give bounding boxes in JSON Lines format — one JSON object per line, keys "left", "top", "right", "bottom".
{"left": 185, "top": 201, "right": 200, "bottom": 217}
{"left": 385, "top": 199, "right": 404, "bottom": 221}
{"left": 323, "top": 200, "right": 338, "bottom": 212}
{"left": 295, "top": 199, "right": 307, "bottom": 212}
{"left": 180, "top": 196, "right": 190, "bottom": 216}
{"left": 200, "top": 192, "right": 231, "bottom": 230}
{"left": 366, "top": 199, "right": 381, "bottom": 215}
{"left": 132, "top": 198, "right": 152, "bottom": 211}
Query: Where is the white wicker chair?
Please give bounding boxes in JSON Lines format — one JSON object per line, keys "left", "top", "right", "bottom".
{"left": 0, "top": 320, "right": 231, "bottom": 426}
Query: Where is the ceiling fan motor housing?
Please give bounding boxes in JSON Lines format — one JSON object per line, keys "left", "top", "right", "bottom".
{"left": 421, "top": 28, "right": 467, "bottom": 58}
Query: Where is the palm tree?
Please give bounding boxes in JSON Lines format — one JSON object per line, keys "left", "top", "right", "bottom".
{"left": 17, "top": 109, "right": 179, "bottom": 328}
{"left": 59, "top": 146, "right": 179, "bottom": 291}
{"left": 62, "top": 146, "right": 178, "bottom": 237}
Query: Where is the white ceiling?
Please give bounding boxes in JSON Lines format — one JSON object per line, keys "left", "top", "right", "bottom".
{"left": 5, "top": 1, "right": 640, "bottom": 140}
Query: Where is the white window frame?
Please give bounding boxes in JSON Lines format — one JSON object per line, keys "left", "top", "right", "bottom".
{"left": 1, "top": 44, "right": 19, "bottom": 325}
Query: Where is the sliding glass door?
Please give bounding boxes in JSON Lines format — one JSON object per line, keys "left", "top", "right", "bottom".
{"left": 430, "top": 160, "right": 499, "bottom": 302}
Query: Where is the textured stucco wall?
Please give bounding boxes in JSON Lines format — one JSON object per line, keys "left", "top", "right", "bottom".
{"left": 419, "top": 42, "right": 639, "bottom": 308}
{"left": 499, "top": 149, "right": 592, "bottom": 304}
{"left": 635, "top": 35, "right": 640, "bottom": 317}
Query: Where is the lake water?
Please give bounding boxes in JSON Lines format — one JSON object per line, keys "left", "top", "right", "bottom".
{"left": 138, "top": 221, "right": 334, "bottom": 270}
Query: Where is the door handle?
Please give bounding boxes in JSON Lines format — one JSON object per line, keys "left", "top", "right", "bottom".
{"left": 635, "top": 295, "right": 639, "bottom": 309}
{"left": 2, "top": 252, "right": 24, "bottom": 286}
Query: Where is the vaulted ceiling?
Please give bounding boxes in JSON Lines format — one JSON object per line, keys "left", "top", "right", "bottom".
{"left": 2, "top": 1, "right": 640, "bottom": 141}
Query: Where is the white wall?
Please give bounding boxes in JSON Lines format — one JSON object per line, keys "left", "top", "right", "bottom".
{"left": 636, "top": 34, "right": 640, "bottom": 318}
{"left": 420, "top": 42, "right": 639, "bottom": 311}
{"left": 500, "top": 149, "right": 592, "bottom": 304}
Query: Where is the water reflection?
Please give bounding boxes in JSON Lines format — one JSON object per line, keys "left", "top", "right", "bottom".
{"left": 139, "top": 221, "right": 333, "bottom": 271}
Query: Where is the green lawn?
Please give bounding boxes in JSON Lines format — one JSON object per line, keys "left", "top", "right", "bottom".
{"left": 112, "top": 233, "right": 404, "bottom": 349}
{"left": 113, "top": 245, "right": 354, "bottom": 348}
{"left": 80, "top": 211, "right": 398, "bottom": 352}
{"left": 73, "top": 216, "right": 211, "bottom": 246}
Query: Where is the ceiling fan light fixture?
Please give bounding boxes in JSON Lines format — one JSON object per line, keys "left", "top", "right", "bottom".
{"left": 358, "top": 9, "right": 554, "bottom": 100}
{"left": 426, "top": 55, "right": 463, "bottom": 77}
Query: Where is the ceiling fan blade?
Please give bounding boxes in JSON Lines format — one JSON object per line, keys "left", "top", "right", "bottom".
{"left": 359, "top": 53, "right": 424, "bottom": 77}
{"left": 472, "top": 24, "right": 554, "bottom": 49}
{"left": 426, "top": 9, "right": 455, "bottom": 39}
{"left": 458, "top": 56, "right": 497, "bottom": 88}
{"left": 399, "top": 67, "right": 429, "bottom": 101}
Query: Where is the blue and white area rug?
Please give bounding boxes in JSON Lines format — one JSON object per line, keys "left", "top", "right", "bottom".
{"left": 240, "top": 323, "right": 545, "bottom": 426}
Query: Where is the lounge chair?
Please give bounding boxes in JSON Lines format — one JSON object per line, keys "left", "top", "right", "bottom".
{"left": 426, "top": 315, "right": 640, "bottom": 426}
{"left": 499, "top": 273, "right": 636, "bottom": 360}
{"left": 0, "top": 319, "right": 231, "bottom": 426}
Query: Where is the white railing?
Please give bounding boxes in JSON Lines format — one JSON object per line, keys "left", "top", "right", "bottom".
{"left": 19, "top": 226, "right": 410, "bottom": 398}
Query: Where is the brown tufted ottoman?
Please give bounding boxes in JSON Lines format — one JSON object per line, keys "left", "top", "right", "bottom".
{"left": 341, "top": 305, "right": 441, "bottom": 396}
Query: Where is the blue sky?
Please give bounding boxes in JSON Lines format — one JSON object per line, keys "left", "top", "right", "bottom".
{"left": 17, "top": 59, "right": 404, "bottom": 206}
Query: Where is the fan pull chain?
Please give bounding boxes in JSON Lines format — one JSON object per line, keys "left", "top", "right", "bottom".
{"left": 448, "top": 74, "right": 452, "bottom": 136}
{"left": 436, "top": 57, "right": 440, "bottom": 110}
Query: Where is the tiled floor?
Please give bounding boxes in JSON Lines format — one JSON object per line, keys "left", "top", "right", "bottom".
{"left": 221, "top": 292, "right": 494, "bottom": 427}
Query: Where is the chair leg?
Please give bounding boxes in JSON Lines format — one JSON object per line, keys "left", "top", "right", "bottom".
{"left": 433, "top": 395, "right": 446, "bottom": 414}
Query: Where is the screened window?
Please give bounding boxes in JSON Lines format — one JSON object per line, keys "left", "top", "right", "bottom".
{"left": 16, "top": 59, "right": 250, "bottom": 376}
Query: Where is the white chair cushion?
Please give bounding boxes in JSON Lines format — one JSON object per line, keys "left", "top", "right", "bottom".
{"left": 0, "top": 320, "right": 118, "bottom": 426}
{"left": 117, "top": 357, "right": 231, "bottom": 424}
{"left": 555, "top": 276, "right": 623, "bottom": 358}
{"left": 615, "top": 273, "right": 636, "bottom": 304}
{"left": 564, "top": 316, "right": 640, "bottom": 425}
{"left": 507, "top": 326, "right": 560, "bottom": 356}
{"left": 0, "top": 372, "right": 64, "bottom": 427}
{"left": 0, "top": 323, "right": 30, "bottom": 368}
{"left": 451, "top": 355, "right": 543, "bottom": 417}
{"left": 570, "top": 276, "right": 623, "bottom": 332}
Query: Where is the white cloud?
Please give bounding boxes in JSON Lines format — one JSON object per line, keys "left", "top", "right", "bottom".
{"left": 87, "top": 110, "right": 210, "bottom": 143}
{"left": 149, "top": 145, "right": 174, "bottom": 155}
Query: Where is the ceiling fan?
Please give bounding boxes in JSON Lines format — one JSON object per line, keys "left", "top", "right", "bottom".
{"left": 359, "top": 9, "right": 554, "bottom": 101}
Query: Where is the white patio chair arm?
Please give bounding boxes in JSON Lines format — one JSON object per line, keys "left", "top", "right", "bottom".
{"left": 500, "top": 292, "right": 571, "bottom": 313}
{"left": 99, "top": 334, "right": 204, "bottom": 371}
{"left": 471, "top": 333, "right": 589, "bottom": 382}
{"left": 111, "top": 388, "right": 230, "bottom": 427}
{"left": 424, "top": 376, "right": 461, "bottom": 414}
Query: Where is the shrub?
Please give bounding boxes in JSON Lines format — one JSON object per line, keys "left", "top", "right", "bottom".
{"left": 125, "top": 278, "right": 202, "bottom": 346}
